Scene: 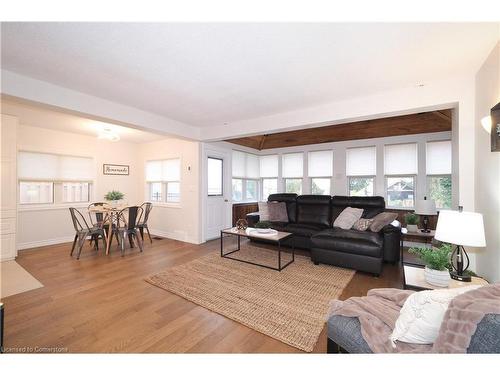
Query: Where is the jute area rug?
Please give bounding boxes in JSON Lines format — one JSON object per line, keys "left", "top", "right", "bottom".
{"left": 146, "top": 243, "right": 355, "bottom": 352}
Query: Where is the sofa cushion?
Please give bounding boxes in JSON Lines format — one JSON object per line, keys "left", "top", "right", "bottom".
{"left": 296, "top": 195, "right": 331, "bottom": 227}
{"left": 370, "top": 212, "right": 399, "bottom": 232}
{"left": 311, "top": 228, "right": 383, "bottom": 257}
{"left": 331, "top": 196, "right": 385, "bottom": 222}
{"left": 268, "top": 221, "right": 289, "bottom": 232}
{"left": 333, "top": 207, "right": 364, "bottom": 229}
{"left": 284, "top": 223, "right": 326, "bottom": 237}
{"left": 268, "top": 202, "right": 288, "bottom": 222}
{"left": 268, "top": 193, "right": 297, "bottom": 223}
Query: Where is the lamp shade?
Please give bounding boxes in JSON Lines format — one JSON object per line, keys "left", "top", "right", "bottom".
{"left": 415, "top": 199, "right": 437, "bottom": 215}
{"left": 435, "top": 210, "right": 486, "bottom": 247}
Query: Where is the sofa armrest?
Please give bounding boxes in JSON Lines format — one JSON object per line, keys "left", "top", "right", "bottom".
{"left": 246, "top": 212, "right": 260, "bottom": 228}
{"left": 381, "top": 223, "right": 401, "bottom": 263}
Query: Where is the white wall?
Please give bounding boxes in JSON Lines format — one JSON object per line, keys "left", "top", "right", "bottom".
{"left": 474, "top": 41, "right": 500, "bottom": 283}
{"left": 16, "top": 125, "right": 142, "bottom": 249}
{"left": 139, "top": 138, "right": 202, "bottom": 244}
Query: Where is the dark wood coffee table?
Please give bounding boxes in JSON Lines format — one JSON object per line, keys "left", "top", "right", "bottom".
{"left": 220, "top": 228, "right": 294, "bottom": 271}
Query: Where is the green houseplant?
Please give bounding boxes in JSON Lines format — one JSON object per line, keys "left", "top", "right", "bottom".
{"left": 404, "top": 213, "right": 419, "bottom": 233}
{"left": 409, "top": 244, "right": 452, "bottom": 287}
{"left": 104, "top": 190, "right": 125, "bottom": 207}
{"left": 254, "top": 221, "right": 271, "bottom": 229}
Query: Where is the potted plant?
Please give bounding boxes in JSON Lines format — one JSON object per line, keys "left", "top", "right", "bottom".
{"left": 404, "top": 213, "right": 420, "bottom": 233}
{"left": 104, "top": 190, "right": 125, "bottom": 208}
{"left": 409, "top": 244, "right": 452, "bottom": 287}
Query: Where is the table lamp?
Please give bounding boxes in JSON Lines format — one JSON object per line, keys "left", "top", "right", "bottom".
{"left": 434, "top": 206, "right": 486, "bottom": 282}
{"left": 415, "top": 196, "right": 437, "bottom": 233}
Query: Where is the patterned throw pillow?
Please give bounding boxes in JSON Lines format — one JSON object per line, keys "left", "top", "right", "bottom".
{"left": 258, "top": 202, "right": 270, "bottom": 221}
{"left": 369, "top": 212, "right": 399, "bottom": 232}
{"left": 333, "top": 207, "right": 364, "bottom": 230}
{"left": 268, "top": 201, "right": 289, "bottom": 222}
{"left": 352, "top": 218, "right": 373, "bottom": 231}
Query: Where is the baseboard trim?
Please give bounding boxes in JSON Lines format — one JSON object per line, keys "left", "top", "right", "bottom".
{"left": 150, "top": 228, "right": 201, "bottom": 245}
{"left": 17, "top": 236, "right": 75, "bottom": 251}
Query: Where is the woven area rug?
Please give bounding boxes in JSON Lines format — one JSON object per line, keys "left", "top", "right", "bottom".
{"left": 146, "top": 245, "right": 355, "bottom": 352}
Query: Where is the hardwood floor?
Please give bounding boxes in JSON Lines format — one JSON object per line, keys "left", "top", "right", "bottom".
{"left": 2, "top": 237, "right": 403, "bottom": 353}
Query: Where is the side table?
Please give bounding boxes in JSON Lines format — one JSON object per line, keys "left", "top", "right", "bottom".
{"left": 400, "top": 229, "right": 435, "bottom": 265}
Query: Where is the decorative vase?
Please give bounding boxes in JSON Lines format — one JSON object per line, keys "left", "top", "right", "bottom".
{"left": 107, "top": 199, "right": 122, "bottom": 208}
{"left": 407, "top": 224, "right": 419, "bottom": 233}
{"left": 424, "top": 266, "right": 451, "bottom": 287}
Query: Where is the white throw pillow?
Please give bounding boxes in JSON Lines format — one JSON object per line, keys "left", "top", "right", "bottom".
{"left": 390, "top": 285, "right": 481, "bottom": 346}
{"left": 333, "top": 207, "right": 364, "bottom": 230}
{"left": 258, "top": 202, "right": 270, "bottom": 221}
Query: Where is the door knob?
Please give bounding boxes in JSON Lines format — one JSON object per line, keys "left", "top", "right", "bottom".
{"left": 224, "top": 199, "right": 229, "bottom": 202}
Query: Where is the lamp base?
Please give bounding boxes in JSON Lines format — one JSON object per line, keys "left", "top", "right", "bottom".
{"left": 450, "top": 271, "right": 471, "bottom": 282}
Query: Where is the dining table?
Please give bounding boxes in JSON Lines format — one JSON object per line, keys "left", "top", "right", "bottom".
{"left": 88, "top": 204, "right": 127, "bottom": 255}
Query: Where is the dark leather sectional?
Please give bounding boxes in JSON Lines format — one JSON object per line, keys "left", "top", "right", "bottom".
{"left": 246, "top": 194, "right": 401, "bottom": 275}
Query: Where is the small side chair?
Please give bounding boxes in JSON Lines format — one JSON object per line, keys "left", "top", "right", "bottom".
{"left": 69, "top": 207, "right": 107, "bottom": 260}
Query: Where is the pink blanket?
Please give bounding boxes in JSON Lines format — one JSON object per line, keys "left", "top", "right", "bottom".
{"left": 329, "top": 284, "right": 500, "bottom": 353}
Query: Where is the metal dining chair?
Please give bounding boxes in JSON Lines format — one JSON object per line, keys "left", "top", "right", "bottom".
{"left": 69, "top": 207, "right": 107, "bottom": 259}
{"left": 87, "top": 202, "right": 109, "bottom": 247}
{"left": 137, "top": 202, "right": 153, "bottom": 244}
{"left": 115, "top": 206, "right": 144, "bottom": 256}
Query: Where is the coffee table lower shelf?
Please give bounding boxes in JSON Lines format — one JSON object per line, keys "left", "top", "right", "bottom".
{"left": 220, "top": 228, "right": 294, "bottom": 271}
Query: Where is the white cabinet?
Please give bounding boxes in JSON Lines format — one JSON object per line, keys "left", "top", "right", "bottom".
{"left": 1, "top": 114, "right": 18, "bottom": 261}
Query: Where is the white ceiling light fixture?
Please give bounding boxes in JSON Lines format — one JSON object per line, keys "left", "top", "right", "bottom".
{"left": 98, "top": 127, "right": 120, "bottom": 142}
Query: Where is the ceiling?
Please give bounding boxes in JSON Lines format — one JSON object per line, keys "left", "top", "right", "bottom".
{"left": 1, "top": 99, "right": 164, "bottom": 143}
{"left": 227, "top": 110, "right": 452, "bottom": 149}
{"left": 1, "top": 23, "right": 498, "bottom": 130}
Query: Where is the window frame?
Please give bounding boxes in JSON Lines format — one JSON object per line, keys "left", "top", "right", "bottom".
{"left": 18, "top": 180, "right": 93, "bottom": 208}
{"left": 231, "top": 178, "right": 260, "bottom": 203}
{"left": 347, "top": 176, "right": 375, "bottom": 197}
{"left": 261, "top": 177, "right": 278, "bottom": 201}
{"left": 384, "top": 174, "right": 416, "bottom": 209}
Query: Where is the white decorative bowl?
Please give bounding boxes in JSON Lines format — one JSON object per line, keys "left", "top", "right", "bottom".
{"left": 256, "top": 228, "right": 273, "bottom": 234}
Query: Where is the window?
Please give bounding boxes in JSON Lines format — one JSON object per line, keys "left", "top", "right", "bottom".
{"left": 426, "top": 141, "right": 452, "bottom": 209}
{"left": 207, "top": 157, "right": 223, "bottom": 196}
{"left": 346, "top": 147, "right": 376, "bottom": 196}
{"left": 348, "top": 177, "right": 374, "bottom": 197}
{"left": 384, "top": 143, "right": 418, "bottom": 208}
{"left": 308, "top": 150, "right": 333, "bottom": 195}
{"left": 386, "top": 176, "right": 415, "bottom": 208}
{"left": 63, "top": 182, "right": 90, "bottom": 203}
{"left": 18, "top": 151, "right": 93, "bottom": 205}
{"left": 259, "top": 154, "right": 279, "bottom": 200}
{"left": 19, "top": 182, "right": 54, "bottom": 204}
{"left": 262, "top": 178, "right": 278, "bottom": 200}
{"left": 232, "top": 178, "right": 243, "bottom": 201}
{"left": 231, "top": 151, "right": 260, "bottom": 202}
{"left": 285, "top": 178, "right": 302, "bottom": 194}
{"left": 311, "top": 178, "right": 331, "bottom": 195}
{"left": 146, "top": 158, "right": 182, "bottom": 203}
{"left": 282, "top": 153, "right": 303, "bottom": 195}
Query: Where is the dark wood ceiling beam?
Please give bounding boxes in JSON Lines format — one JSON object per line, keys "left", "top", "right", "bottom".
{"left": 226, "top": 110, "right": 452, "bottom": 150}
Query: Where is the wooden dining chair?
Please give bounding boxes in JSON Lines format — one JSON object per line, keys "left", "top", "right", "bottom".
{"left": 69, "top": 207, "right": 107, "bottom": 259}
{"left": 115, "top": 206, "right": 144, "bottom": 256}
{"left": 137, "top": 202, "right": 153, "bottom": 244}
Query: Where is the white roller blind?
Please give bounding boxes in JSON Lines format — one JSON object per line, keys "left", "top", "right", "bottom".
{"left": 346, "top": 147, "right": 376, "bottom": 176}
{"left": 245, "top": 153, "right": 260, "bottom": 179}
{"left": 308, "top": 150, "right": 333, "bottom": 177}
{"left": 18, "top": 151, "right": 93, "bottom": 180}
{"left": 384, "top": 143, "right": 418, "bottom": 175}
{"left": 232, "top": 150, "right": 259, "bottom": 178}
{"left": 282, "top": 153, "right": 303, "bottom": 178}
{"left": 232, "top": 151, "right": 246, "bottom": 178}
{"left": 259, "top": 154, "right": 278, "bottom": 178}
{"left": 146, "top": 159, "right": 181, "bottom": 181}
{"left": 163, "top": 159, "right": 181, "bottom": 181}
{"left": 426, "top": 140, "right": 451, "bottom": 175}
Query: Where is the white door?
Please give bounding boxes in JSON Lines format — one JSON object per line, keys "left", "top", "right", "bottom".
{"left": 204, "top": 149, "right": 232, "bottom": 240}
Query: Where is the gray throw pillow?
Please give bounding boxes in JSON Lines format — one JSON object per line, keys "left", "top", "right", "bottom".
{"left": 333, "top": 207, "right": 364, "bottom": 230}
{"left": 369, "top": 212, "right": 399, "bottom": 232}
{"left": 268, "top": 201, "right": 288, "bottom": 222}
{"left": 258, "top": 202, "right": 270, "bottom": 221}
{"left": 352, "top": 218, "right": 373, "bottom": 231}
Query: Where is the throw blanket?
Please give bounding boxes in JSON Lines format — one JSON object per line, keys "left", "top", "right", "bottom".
{"left": 329, "top": 283, "right": 500, "bottom": 353}
{"left": 433, "top": 283, "right": 500, "bottom": 353}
